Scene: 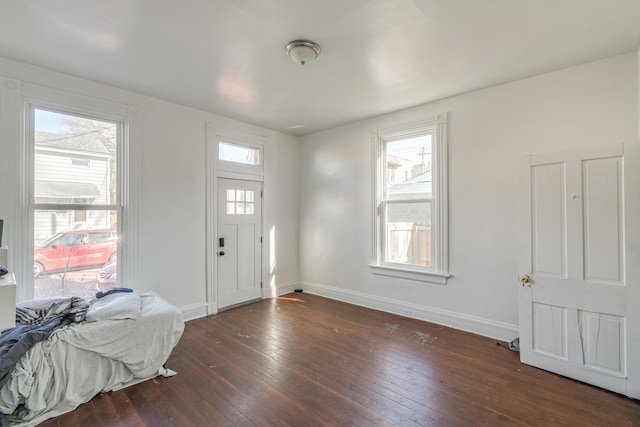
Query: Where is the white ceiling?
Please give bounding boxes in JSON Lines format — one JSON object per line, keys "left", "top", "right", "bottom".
{"left": 1, "top": 0, "right": 639, "bottom": 136}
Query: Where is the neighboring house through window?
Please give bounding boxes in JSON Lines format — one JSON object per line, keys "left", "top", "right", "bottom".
{"left": 371, "top": 114, "right": 450, "bottom": 284}
{"left": 30, "top": 108, "right": 122, "bottom": 299}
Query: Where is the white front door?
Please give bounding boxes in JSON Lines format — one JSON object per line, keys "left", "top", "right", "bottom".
{"left": 217, "top": 178, "right": 262, "bottom": 309}
{"left": 518, "top": 144, "right": 637, "bottom": 397}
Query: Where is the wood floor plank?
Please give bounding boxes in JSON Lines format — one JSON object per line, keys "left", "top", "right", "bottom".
{"left": 189, "top": 314, "right": 408, "bottom": 426}
{"left": 34, "top": 293, "right": 640, "bottom": 426}
{"left": 108, "top": 390, "right": 147, "bottom": 427}
{"left": 207, "top": 310, "right": 441, "bottom": 425}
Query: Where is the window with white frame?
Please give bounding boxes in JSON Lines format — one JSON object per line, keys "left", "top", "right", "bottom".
{"left": 371, "top": 114, "right": 449, "bottom": 284}
{"left": 215, "top": 135, "right": 264, "bottom": 178}
{"left": 30, "top": 107, "right": 123, "bottom": 299}
{"left": 219, "top": 141, "right": 261, "bottom": 166}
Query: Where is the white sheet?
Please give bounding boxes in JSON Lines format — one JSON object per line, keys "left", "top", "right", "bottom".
{"left": 0, "top": 292, "right": 184, "bottom": 426}
{"left": 84, "top": 292, "right": 141, "bottom": 322}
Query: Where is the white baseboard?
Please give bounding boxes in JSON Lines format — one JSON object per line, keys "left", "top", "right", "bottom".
{"left": 299, "top": 280, "right": 518, "bottom": 342}
{"left": 207, "top": 302, "right": 217, "bottom": 316}
{"left": 262, "top": 281, "right": 299, "bottom": 299}
{"left": 180, "top": 282, "right": 300, "bottom": 322}
{"left": 178, "top": 282, "right": 517, "bottom": 342}
{"left": 179, "top": 302, "right": 208, "bottom": 322}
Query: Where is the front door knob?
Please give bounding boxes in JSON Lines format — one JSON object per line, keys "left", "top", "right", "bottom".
{"left": 519, "top": 274, "right": 531, "bottom": 284}
{"left": 219, "top": 251, "right": 225, "bottom": 256}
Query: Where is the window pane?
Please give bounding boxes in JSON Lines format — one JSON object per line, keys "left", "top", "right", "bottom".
{"left": 226, "top": 202, "right": 235, "bottom": 215}
{"left": 246, "top": 191, "right": 254, "bottom": 202}
{"left": 219, "top": 141, "right": 260, "bottom": 165}
{"left": 237, "top": 190, "right": 245, "bottom": 202}
{"left": 33, "top": 209, "right": 118, "bottom": 299}
{"left": 384, "top": 201, "right": 432, "bottom": 267}
{"left": 386, "top": 135, "right": 432, "bottom": 199}
{"left": 237, "top": 202, "right": 245, "bottom": 215}
{"left": 226, "top": 189, "right": 235, "bottom": 202}
{"left": 374, "top": 117, "right": 448, "bottom": 281}
{"left": 34, "top": 109, "right": 117, "bottom": 205}
{"left": 32, "top": 108, "right": 120, "bottom": 299}
{"left": 245, "top": 203, "right": 254, "bottom": 215}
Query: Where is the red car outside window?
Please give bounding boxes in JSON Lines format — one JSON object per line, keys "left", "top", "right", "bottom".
{"left": 34, "top": 229, "right": 117, "bottom": 277}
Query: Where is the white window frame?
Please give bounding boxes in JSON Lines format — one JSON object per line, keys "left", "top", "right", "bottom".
{"left": 218, "top": 140, "right": 261, "bottom": 167}
{"left": 17, "top": 83, "right": 140, "bottom": 300}
{"left": 214, "top": 131, "right": 264, "bottom": 177}
{"left": 370, "top": 113, "right": 450, "bottom": 284}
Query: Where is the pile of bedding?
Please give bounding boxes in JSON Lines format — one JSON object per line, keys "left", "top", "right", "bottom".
{"left": 0, "top": 292, "right": 184, "bottom": 427}
{"left": 0, "top": 297, "right": 90, "bottom": 389}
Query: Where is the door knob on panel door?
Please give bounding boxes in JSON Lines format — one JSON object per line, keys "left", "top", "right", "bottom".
{"left": 519, "top": 274, "right": 531, "bottom": 284}
{"left": 219, "top": 251, "right": 225, "bottom": 256}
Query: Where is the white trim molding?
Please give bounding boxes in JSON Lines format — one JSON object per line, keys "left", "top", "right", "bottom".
{"left": 0, "top": 77, "right": 141, "bottom": 301}
{"left": 368, "top": 264, "right": 450, "bottom": 284}
{"left": 0, "top": 76, "right": 26, "bottom": 300}
{"left": 262, "top": 280, "right": 299, "bottom": 299}
{"left": 22, "top": 83, "right": 140, "bottom": 298}
{"left": 205, "top": 122, "right": 269, "bottom": 315}
{"left": 179, "top": 302, "right": 209, "bottom": 322}
{"left": 299, "top": 280, "right": 518, "bottom": 341}
{"left": 371, "top": 113, "right": 450, "bottom": 285}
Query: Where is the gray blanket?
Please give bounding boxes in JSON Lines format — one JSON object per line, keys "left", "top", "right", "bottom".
{"left": 0, "top": 297, "right": 89, "bottom": 388}
{"left": 0, "top": 292, "right": 183, "bottom": 427}
{"left": 0, "top": 297, "right": 88, "bottom": 426}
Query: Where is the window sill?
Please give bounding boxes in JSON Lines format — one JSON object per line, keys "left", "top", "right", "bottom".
{"left": 368, "top": 264, "right": 450, "bottom": 285}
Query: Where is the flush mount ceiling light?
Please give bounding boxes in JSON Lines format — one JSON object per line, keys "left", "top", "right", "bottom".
{"left": 285, "top": 39, "right": 321, "bottom": 66}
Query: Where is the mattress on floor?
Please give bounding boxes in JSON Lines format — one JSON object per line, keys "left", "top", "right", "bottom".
{"left": 0, "top": 292, "right": 184, "bottom": 427}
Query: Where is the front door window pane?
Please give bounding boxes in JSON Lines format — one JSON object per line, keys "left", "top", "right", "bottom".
{"left": 224, "top": 189, "right": 256, "bottom": 215}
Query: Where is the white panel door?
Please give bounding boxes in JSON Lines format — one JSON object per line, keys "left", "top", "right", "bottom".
{"left": 217, "top": 178, "right": 262, "bottom": 309}
{"left": 518, "top": 145, "right": 637, "bottom": 397}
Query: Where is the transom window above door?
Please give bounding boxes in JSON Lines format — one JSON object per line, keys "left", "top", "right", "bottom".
{"left": 210, "top": 126, "right": 265, "bottom": 177}
{"left": 219, "top": 141, "right": 260, "bottom": 166}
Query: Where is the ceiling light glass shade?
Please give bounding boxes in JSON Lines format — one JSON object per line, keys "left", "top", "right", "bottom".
{"left": 285, "top": 40, "right": 321, "bottom": 66}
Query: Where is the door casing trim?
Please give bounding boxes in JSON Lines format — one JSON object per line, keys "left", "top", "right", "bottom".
{"left": 206, "top": 122, "right": 267, "bottom": 315}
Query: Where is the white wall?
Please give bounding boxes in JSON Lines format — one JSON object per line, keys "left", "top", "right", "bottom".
{"left": 264, "top": 131, "right": 301, "bottom": 294}
{"left": 298, "top": 53, "right": 639, "bottom": 339}
{"left": 0, "top": 52, "right": 636, "bottom": 337}
{"left": 0, "top": 57, "right": 299, "bottom": 316}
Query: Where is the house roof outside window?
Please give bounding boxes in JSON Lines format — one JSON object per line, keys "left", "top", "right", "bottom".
{"left": 35, "top": 131, "right": 110, "bottom": 155}
{"left": 388, "top": 170, "right": 432, "bottom": 200}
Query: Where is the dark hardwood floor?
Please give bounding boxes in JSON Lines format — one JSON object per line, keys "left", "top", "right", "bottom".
{"left": 41, "top": 293, "right": 640, "bottom": 426}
